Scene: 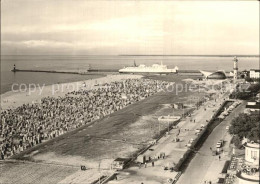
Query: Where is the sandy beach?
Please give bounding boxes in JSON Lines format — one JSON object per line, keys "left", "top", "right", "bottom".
{"left": 0, "top": 74, "right": 143, "bottom": 110}
{"left": 0, "top": 74, "right": 234, "bottom": 184}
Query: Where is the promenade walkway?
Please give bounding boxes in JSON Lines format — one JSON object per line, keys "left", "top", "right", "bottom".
{"left": 176, "top": 100, "right": 245, "bottom": 184}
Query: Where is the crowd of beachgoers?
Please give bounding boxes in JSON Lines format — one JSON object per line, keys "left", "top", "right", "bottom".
{"left": 0, "top": 78, "right": 171, "bottom": 160}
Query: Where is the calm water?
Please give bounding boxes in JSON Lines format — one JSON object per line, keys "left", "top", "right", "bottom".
{"left": 1, "top": 55, "right": 259, "bottom": 94}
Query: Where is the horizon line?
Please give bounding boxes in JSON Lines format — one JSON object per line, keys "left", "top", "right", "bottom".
{"left": 1, "top": 54, "right": 259, "bottom": 57}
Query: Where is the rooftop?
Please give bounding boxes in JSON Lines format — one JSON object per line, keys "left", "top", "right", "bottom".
{"left": 244, "top": 142, "right": 260, "bottom": 149}
{"left": 246, "top": 104, "right": 260, "bottom": 109}
{"left": 250, "top": 69, "right": 260, "bottom": 72}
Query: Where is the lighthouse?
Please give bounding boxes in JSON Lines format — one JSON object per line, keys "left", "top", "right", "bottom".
{"left": 12, "top": 64, "right": 17, "bottom": 72}
{"left": 233, "top": 56, "right": 238, "bottom": 81}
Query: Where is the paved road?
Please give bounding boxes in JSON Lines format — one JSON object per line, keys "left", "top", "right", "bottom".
{"left": 177, "top": 101, "right": 245, "bottom": 184}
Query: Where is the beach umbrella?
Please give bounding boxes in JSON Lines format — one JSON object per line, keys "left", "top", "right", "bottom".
{"left": 1, "top": 117, "right": 5, "bottom": 124}
{"left": 12, "top": 137, "right": 20, "bottom": 145}
{"left": 121, "top": 94, "right": 127, "bottom": 99}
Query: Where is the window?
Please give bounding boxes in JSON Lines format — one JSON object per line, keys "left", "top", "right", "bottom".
{"left": 251, "top": 150, "right": 257, "bottom": 159}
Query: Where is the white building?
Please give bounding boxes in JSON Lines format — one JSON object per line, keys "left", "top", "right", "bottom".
{"left": 245, "top": 101, "right": 260, "bottom": 112}
{"left": 244, "top": 142, "right": 259, "bottom": 165}
{"left": 236, "top": 142, "right": 259, "bottom": 184}
{"left": 249, "top": 69, "right": 260, "bottom": 79}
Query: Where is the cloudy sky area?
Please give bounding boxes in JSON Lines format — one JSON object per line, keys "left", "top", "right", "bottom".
{"left": 1, "top": 0, "right": 259, "bottom": 55}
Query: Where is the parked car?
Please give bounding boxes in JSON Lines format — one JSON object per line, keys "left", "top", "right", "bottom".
{"left": 195, "top": 128, "right": 202, "bottom": 133}
{"left": 226, "top": 126, "right": 229, "bottom": 130}
{"left": 186, "top": 139, "right": 194, "bottom": 148}
{"left": 216, "top": 142, "right": 222, "bottom": 148}
{"left": 216, "top": 140, "right": 223, "bottom": 148}
{"left": 219, "top": 139, "right": 224, "bottom": 145}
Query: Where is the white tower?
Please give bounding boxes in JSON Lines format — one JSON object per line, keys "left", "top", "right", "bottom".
{"left": 233, "top": 56, "right": 238, "bottom": 81}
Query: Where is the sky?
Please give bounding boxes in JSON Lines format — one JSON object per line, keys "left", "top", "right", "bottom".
{"left": 1, "top": 0, "right": 259, "bottom": 55}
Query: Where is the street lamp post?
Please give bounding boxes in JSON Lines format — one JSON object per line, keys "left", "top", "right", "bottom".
{"left": 158, "top": 121, "right": 160, "bottom": 134}
{"left": 98, "top": 158, "right": 101, "bottom": 184}
{"left": 98, "top": 157, "right": 113, "bottom": 184}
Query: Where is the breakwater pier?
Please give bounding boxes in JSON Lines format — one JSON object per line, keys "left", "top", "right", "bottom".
{"left": 11, "top": 67, "right": 203, "bottom": 75}
{"left": 11, "top": 68, "right": 109, "bottom": 75}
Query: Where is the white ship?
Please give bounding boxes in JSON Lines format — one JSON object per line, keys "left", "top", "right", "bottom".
{"left": 119, "top": 61, "right": 178, "bottom": 74}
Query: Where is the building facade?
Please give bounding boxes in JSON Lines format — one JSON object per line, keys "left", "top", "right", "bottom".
{"left": 249, "top": 69, "right": 260, "bottom": 79}
{"left": 244, "top": 142, "right": 259, "bottom": 165}
{"left": 245, "top": 101, "right": 260, "bottom": 112}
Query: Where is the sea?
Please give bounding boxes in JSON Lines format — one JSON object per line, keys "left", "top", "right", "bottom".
{"left": 1, "top": 55, "right": 259, "bottom": 94}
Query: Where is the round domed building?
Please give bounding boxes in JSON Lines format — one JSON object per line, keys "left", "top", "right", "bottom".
{"left": 200, "top": 70, "right": 227, "bottom": 79}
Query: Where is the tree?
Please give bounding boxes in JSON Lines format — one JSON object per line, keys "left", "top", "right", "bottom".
{"left": 229, "top": 83, "right": 260, "bottom": 100}
{"left": 231, "top": 135, "right": 243, "bottom": 148}
{"left": 229, "top": 113, "right": 260, "bottom": 147}
{"left": 245, "top": 77, "right": 253, "bottom": 83}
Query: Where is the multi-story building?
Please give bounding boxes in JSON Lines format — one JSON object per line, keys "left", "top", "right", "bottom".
{"left": 249, "top": 69, "right": 260, "bottom": 79}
